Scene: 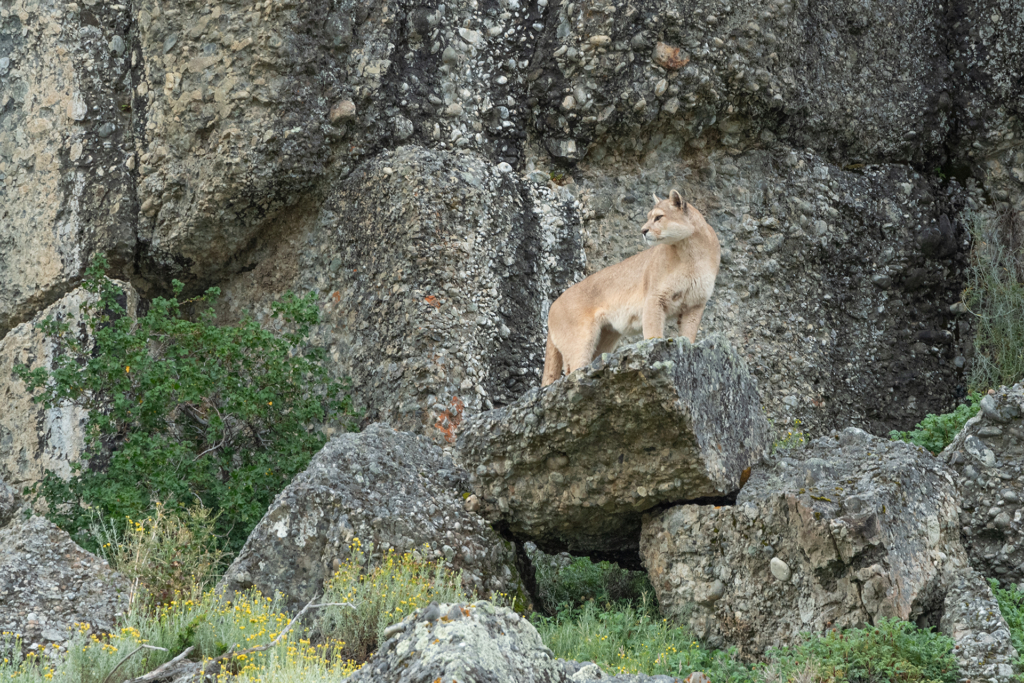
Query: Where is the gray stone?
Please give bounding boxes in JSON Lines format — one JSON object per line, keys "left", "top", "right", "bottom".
{"left": 0, "top": 477, "right": 17, "bottom": 528}
{"left": 641, "top": 428, "right": 969, "bottom": 658}
{"left": 0, "top": 516, "right": 129, "bottom": 648}
{"left": 346, "top": 600, "right": 570, "bottom": 683}
{"left": 941, "top": 570, "right": 1021, "bottom": 682}
{"left": 941, "top": 383, "right": 1024, "bottom": 583}
{"left": 219, "top": 424, "right": 522, "bottom": 612}
{"left": 456, "top": 337, "right": 770, "bottom": 560}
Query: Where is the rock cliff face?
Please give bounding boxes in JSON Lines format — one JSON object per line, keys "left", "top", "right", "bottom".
{"left": 5, "top": 0, "right": 1022, "bottom": 459}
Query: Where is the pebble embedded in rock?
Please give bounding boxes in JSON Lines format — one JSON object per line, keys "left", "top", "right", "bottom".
{"left": 770, "top": 557, "right": 791, "bottom": 581}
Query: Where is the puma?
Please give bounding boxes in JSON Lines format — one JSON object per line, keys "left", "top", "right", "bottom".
{"left": 541, "top": 190, "right": 721, "bottom": 386}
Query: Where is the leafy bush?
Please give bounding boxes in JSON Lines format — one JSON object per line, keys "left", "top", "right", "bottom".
{"left": 93, "top": 502, "right": 227, "bottom": 606}
{"left": 989, "top": 579, "right": 1024, "bottom": 674}
{"left": 530, "top": 550, "right": 653, "bottom": 613}
{"left": 314, "top": 539, "right": 469, "bottom": 661}
{"left": 966, "top": 209, "right": 1024, "bottom": 391}
{"left": 15, "top": 255, "right": 359, "bottom": 556}
{"left": 764, "top": 618, "right": 958, "bottom": 683}
{"left": 889, "top": 393, "right": 981, "bottom": 454}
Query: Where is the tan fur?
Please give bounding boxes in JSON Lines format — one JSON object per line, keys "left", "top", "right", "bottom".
{"left": 541, "top": 189, "right": 721, "bottom": 386}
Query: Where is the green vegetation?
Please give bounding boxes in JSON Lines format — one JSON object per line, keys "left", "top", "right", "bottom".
{"left": 93, "top": 502, "right": 228, "bottom": 606}
{"left": 889, "top": 393, "right": 981, "bottom": 454}
{"left": 314, "top": 539, "right": 469, "bottom": 661}
{"left": 531, "top": 554, "right": 959, "bottom": 683}
{"left": 0, "top": 589, "right": 361, "bottom": 683}
{"left": 990, "top": 579, "right": 1024, "bottom": 674}
{"left": 532, "top": 597, "right": 753, "bottom": 679}
{"left": 15, "top": 255, "right": 359, "bottom": 556}
{"left": 772, "top": 417, "right": 808, "bottom": 453}
{"left": 965, "top": 209, "right": 1024, "bottom": 392}
{"left": 531, "top": 552, "right": 652, "bottom": 613}
{"left": 763, "top": 618, "right": 958, "bottom": 683}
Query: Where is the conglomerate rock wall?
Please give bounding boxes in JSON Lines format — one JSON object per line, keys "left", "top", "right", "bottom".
{"left": 3, "top": 0, "right": 1023, "bottom": 462}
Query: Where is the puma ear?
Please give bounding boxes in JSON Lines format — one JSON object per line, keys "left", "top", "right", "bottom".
{"left": 669, "top": 189, "right": 685, "bottom": 209}
{"left": 652, "top": 193, "right": 662, "bottom": 204}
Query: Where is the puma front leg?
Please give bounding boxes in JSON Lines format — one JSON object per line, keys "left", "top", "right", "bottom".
{"left": 642, "top": 295, "right": 668, "bottom": 339}
{"left": 677, "top": 303, "right": 707, "bottom": 343}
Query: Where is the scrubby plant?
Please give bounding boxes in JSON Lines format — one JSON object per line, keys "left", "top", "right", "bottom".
{"left": 0, "top": 590, "right": 361, "bottom": 683}
{"left": 15, "top": 254, "right": 359, "bottom": 556}
{"left": 889, "top": 393, "right": 981, "bottom": 454}
{"left": 772, "top": 417, "right": 807, "bottom": 453}
{"left": 764, "top": 618, "right": 958, "bottom": 683}
{"left": 92, "top": 502, "right": 228, "bottom": 607}
{"left": 314, "top": 539, "right": 469, "bottom": 661}
{"left": 965, "top": 209, "right": 1024, "bottom": 391}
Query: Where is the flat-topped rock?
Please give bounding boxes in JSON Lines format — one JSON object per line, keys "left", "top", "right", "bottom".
{"left": 455, "top": 337, "right": 770, "bottom": 558}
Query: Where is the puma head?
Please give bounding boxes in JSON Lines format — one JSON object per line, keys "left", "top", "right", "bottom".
{"left": 641, "top": 190, "right": 697, "bottom": 244}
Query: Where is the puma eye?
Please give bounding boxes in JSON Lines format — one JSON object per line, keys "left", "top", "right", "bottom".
{"left": 654, "top": 215, "right": 662, "bottom": 221}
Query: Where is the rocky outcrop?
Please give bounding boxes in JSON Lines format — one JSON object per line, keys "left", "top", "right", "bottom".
{"left": 0, "top": 515, "right": 129, "bottom": 647}
{"left": 640, "top": 427, "right": 969, "bottom": 658}
{"left": 941, "top": 570, "right": 1020, "bottom": 683}
{"left": 941, "top": 383, "right": 1024, "bottom": 583}
{"left": 0, "top": 0, "right": 137, "bottom": 336}
{"left": 8, "top": 0, "right": 1020, "bottom": 445}
{"left": 216, "top": 146, "right": 583, "bottom": 442}
{"left": 219, "top": 424, "right": 522, "bottom": 611}
{"left": 456, "top": 337, "right": 769, "bottom": 561}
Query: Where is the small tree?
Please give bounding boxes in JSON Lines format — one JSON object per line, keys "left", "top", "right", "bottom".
{"left": 16, "top": 255, "right": 358, "bottom": 555}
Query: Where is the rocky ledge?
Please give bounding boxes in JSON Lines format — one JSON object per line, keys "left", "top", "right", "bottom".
{"left": 455, "top": 337, "right": 770, "bottom": 561}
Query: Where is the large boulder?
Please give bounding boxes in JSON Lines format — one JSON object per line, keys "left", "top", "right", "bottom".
{"left": 219, "top": 424, "right": 522, "bottom": 611}
{"left": 941, "top": 570, "right": 1020, "bottom": 683}
{"left": 941, "top": 383, "right": 1024, "bottom": 583}
{"left": 346, "top": 600, "right": 569, "bottom": 683}
{"left": 455, "top": 337, "right": 770, "bottom": 562}
{"left": 0, "top": 515, "right": 129, "bottom": 647}
{"left": 640, "top": 427, "right": 969, "bottom": 657}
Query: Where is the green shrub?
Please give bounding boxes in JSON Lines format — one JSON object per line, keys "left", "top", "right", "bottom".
{"left": 314, "top": 539, "right": 469, "bottom": 661}
{"left": 989, "top": 579, "right": 1024, "bottom": 674}
{"left": 889, "top": 393, "right": 981, "bottom": 454}
{"left": 531, "top": 551, "right": 653, "bottom": 613}
{"left": 966, "top": 209, "right": 1024, "bottom": 391}
{"left": 764, "top": 618, "right": 958, "bottom": 683}
{"left": 15, "top": 255, "right": 359, "bottom": 556}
